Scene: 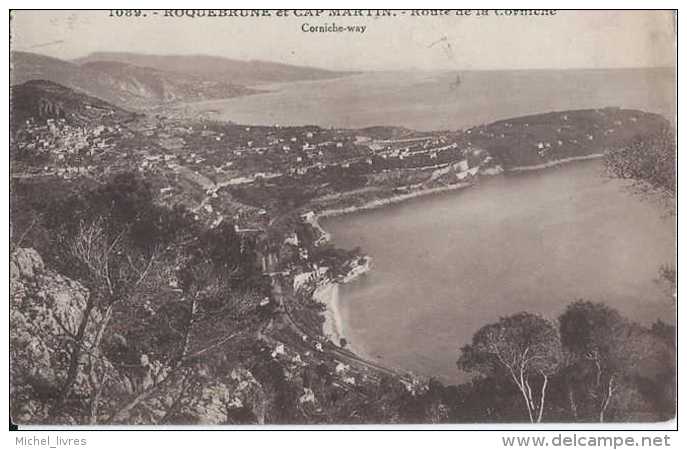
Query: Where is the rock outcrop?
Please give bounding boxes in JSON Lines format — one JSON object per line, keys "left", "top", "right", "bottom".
{"left": 10, "top": 247, "right": 101, "bottom": 424}
{"left": 10, "top": 247, "right": 269, "bottom": 425}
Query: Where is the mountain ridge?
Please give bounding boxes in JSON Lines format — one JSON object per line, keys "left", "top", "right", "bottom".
{"left": 10, "top": 79, "right": 138, "bottom": 131}
{"left": 74, "top": 51, "right": 357, "bottom": 85}
{"left": 11, "top": 51, "right": 262, "bottom": 110}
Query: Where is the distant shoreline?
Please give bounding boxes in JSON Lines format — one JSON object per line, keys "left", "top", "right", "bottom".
{"left": 507, "top": 153, "right": 604, "bottom": 172}
{"left": 313, "top": 153, "right": 605, "bottom": 222}
{"left": 316, "top": 181, "right": 474, "bottom": 219}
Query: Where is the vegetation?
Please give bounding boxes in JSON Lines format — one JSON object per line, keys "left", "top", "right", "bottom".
{"left": 458, "top": 313, "right": 562, "bottom": 423}
{"left": 11, "top": 173, "right": 270, "bottom": 424}
{"left": 604, "top": 125, "right": 676, "bottom": 302}
{"left": 457, "top": 303, "right": 674, "bottom": 423}
{"left": 605, "top": 125, "right": 676, "bottom": 199}
{"left": 471, "top": 108, "right": 669, "bottom": 167}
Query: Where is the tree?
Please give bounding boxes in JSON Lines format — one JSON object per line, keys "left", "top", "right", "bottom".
{"left": 559, "top": 301, "right": 625, "bottom": 422}
{"left": 605, "top": 126, "right": 676, "bottom": 199}
{"left": 11, "top": 172, "right": 274, "bottom": 425}
{"left": 51, "top": 218, "right": 161, "bottom": 420}
{"left": 604, "top": 127, "right": 676, "bottom": 309}
{"left": 558, "top": 301, "right": 674, "bottom": 422}
{"left": 458, "top": 312, "right": 563, "bottom": 423}
{"left": 658, "top": 265, "right": 677, "bottom": 304}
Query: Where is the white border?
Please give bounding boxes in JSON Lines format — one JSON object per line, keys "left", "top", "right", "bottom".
{"left": 1, "top": 1, "right": 682, "bottom": 447}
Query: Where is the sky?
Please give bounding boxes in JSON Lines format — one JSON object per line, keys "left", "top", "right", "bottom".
{"left": 10, "top": 10, "right": 676, "bottom": 71}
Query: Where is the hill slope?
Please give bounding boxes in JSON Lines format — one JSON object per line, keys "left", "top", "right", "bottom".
{"left": 11, "top": 52, "right": 110, "bottom": 102}
{"left": 469, "top": 108, "right": 670, "bottom": 168}
{"left": 75, "top": 52, "right": 355, "bottom": 85}
{"left": 10, "top": 79, "right": 138, "bottom": 130}
{"left": 11, "top": 51, "right": 259, "bottom": 109}
{"left": 80, "top": 60, "right": 257, "bottom": 105}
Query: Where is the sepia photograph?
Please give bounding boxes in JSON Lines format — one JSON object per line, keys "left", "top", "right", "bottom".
{"left": 7, "top": 7, "right": 677, "bottom": 434}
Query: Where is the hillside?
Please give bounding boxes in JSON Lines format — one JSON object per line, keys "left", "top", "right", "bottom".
{"left": 11, "top": 51, "right": 259, "bottom": 109}
{"left": 81, "top": 60, "right": 258, "bottom": 105}
{"left": 11, "top": 52, "right": 111, "bottom": 103}
{"left": 10, "top": 79, "right": 138, "bottom": 130}
{"left": 75, "top": 52, "right": 356, "bottom": 85}
{"left": 468, "top": 108, "right": 670, "bottom": 168}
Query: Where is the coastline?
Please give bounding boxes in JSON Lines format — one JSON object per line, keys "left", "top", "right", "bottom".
{"left": 309, "top": 180, "right": 476, "bottom": 351}
{"left": 313, "top": 256, "right": 372, "bottom": 355}
{"left": 313, "top": 281, "right": 344, "bottom": 345}
{"left": 507, "top": 153, "right": 604, "bottom": 172}
{"left": 316, "top": 181, "right": 474, "bottom": 219}
{"left": 308, "top": 154, "right": 607, "bottom": 354}
{"left": 308, "top": 154, "right": 606, "bottom": 222}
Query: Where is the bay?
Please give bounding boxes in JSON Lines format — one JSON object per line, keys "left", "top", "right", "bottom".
{"left": 324, "top": 160, "right": 675, "bottom": 383}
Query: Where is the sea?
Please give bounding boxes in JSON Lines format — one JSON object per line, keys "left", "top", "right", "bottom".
{"left": 186, "top": 68, "right": 674, "bottom": 131}
{"left": 324, "top": 160, "right": 675, "bottom": 383}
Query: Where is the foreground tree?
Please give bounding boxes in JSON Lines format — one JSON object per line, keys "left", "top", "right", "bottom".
{"left": 458, "top": 312, "right": 563, "bottom": 422}
{"left": 559, "top": 301, "right": 629, "bottom": 422}
{"left": 559, "top": 301, "right": 675, "bottom": 422}
{"left": 51, "top": 217, "right": 162, "bottom": 420}
{"left": 10, "top": 172, "right": 275, "bottom": 424}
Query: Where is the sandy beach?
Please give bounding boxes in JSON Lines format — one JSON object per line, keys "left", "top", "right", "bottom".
{"left": 313, "top": 281, "right": 344, "bottom": 345}
{"left": 312, "top": 258, "right": 372, "bottom": 356}
{"left": 307, "top": 179, "right": 478, "bottom": 353}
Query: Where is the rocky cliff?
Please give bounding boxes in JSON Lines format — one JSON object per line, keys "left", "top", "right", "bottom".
{"left": 10, "top": 247, "right": 270, "bottom": 425}
{"left": 10, "top": 247, "right": 101, "bottom": 424}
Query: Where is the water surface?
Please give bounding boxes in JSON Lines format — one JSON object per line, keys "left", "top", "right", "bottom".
{"left": 324, "top": 160, "right": 675, "bottom": 383}
{"left": 188, "top": 68, "right": 675, "bottom": 131}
